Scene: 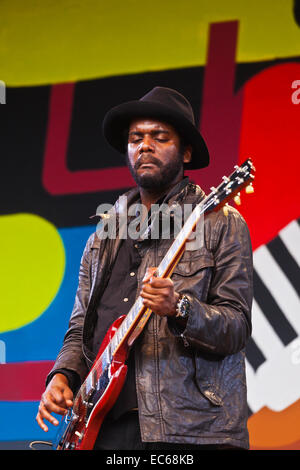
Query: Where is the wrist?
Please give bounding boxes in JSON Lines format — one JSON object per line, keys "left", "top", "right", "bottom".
{"left": 52, "top": 372, "right": 70, "bottom": 385}
{"left": 171, "top": 292, "right": 180, "bottom": 315}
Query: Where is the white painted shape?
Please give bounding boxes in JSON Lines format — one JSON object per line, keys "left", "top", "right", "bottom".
{"left": 251, "top": 299, "right": 283, "bottom": 359}
{"left": 254, "top": 245, "right": 300, "bottom": 335}
{"left": 279, "top": 220, "right": 300, "bottom": 267}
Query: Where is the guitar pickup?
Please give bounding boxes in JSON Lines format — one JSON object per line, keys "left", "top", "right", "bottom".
{"left": 84, "top": 368, "right": 97, "bottom": 400}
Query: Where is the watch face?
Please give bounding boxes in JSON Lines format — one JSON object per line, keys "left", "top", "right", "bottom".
{"left": 178, "top": 296, "right": 190, "bottom": 318}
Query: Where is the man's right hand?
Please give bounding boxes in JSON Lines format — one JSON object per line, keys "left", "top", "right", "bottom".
{"left": 36, "top": 373, "right": 74, "bottom": 432}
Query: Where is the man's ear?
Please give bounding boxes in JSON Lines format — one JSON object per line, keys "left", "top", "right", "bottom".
{"left": 183, "top": 145, "right": 192, "bottom": 164}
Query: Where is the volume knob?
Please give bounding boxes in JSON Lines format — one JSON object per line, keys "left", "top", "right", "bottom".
{"left": 75, "top": 430, "right": 84, "bottom": 440}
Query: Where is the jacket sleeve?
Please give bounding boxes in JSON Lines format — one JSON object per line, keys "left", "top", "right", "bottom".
{"left": 46, "top": 233, "right": 96, "bottom": 385}
{"left": 170, "top": 206, "right": 253, "bottom": 357}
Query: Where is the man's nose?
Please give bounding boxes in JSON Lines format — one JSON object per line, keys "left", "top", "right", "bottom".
{"left": 140, "top": 135, "right": 154, "bottom": 152}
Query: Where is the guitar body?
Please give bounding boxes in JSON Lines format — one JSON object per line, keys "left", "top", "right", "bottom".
{"left": 54, "top": 315, "right": 129, "bottom": 450}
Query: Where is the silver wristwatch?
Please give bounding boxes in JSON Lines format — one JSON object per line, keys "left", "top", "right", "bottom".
{"left": 175, "top": 294, "right": 191, "bottom": 320}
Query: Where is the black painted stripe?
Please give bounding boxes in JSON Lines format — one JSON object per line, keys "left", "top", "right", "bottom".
{"left": 267, "top": 236, "right": 300, "bottom": 297}
{"left": 253, "top": 269, "right": 298, "bottom": 345}
{"left": 245, "top": 337, "right": 266, "bottom": 372}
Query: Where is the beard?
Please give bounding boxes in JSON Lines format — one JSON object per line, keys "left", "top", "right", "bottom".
{"left": 126, "top": 149, "right": 184, "bottom": 192}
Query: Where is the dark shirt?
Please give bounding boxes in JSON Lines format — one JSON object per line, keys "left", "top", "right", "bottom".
{"left": 92, "top": 235, "right": 141, "bottom": 420}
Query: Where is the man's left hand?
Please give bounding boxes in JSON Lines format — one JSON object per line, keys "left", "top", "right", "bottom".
{"left": 140, "top": 267, "right": 179, "bottom": 317}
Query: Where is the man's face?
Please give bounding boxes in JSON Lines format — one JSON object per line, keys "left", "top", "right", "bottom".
{"left": 126, "top": 118, "right": 191, "bottom": 191}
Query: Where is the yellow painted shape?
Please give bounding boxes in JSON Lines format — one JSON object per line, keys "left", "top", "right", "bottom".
{"left": 0, "top": 214, "right": 65, "bottom": 332}
{"left": 0, "top": 0, "right": 299, "bottom": 86}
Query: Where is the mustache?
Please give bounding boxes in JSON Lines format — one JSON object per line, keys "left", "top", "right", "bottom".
{"left": 134, "top": 154, "right": 162, "bottom": 171}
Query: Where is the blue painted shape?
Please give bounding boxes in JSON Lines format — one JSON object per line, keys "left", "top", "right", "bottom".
{"left": 0, "top": 225, "right": 96, "bottom": 363}
{"left": 0, "top": 401, "right": 58, "bottom": 442}
{"left": 0, "top": 225, "right": 97, "bottom": 443}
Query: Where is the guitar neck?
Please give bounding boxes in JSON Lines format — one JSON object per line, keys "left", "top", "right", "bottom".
{"left": 80, "top": 158, "right": 255, "bottom": 400}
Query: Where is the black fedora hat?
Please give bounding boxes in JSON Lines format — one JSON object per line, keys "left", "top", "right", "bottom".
{"left": 102, "top": 86, "right": 209, "bottom": 170}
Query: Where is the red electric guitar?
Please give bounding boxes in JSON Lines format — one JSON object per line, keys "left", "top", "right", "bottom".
{"left": 53, "top": 158, "right": 255, "bottom": 450}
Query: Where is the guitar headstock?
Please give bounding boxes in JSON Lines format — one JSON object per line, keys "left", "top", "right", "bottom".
{"left": 207, "top": 158, "right": 256, "bottom": 211}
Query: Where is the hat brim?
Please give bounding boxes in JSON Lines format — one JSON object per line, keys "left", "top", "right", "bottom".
{"left": 102, "top": 100, "right": 209, "bottom": 170}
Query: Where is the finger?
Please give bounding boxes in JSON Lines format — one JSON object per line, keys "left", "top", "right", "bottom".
{"left": 42, "top": 394, "right": 69, "bottom": 416}
{"left": 51, "top": 388, "right": 73, "bottom": 409}
{"left": 141, "top": 292, "right": 164, "bottom": 305}
{"left": 39, "top": 401, "right": 61, "bottom": 423}
{"left": 142, "top": 299, "right": 166, "bottom": 316}
{"left": 142, "top": 298, "right": 157, "bottom": 311}
{"left": 36, "top": 403, "right": 60, "bottom": 430}
{"left": 36, "top": 411, "right": 49, "bottom": 432}
{"left": 142, "top": 267, "right": 158, "bottom": 284}
{"left": 141, "top": 284, "right": 171, "bottom": 299}
{"left": 148, "top": 277, "right": 173, "bottom": 288}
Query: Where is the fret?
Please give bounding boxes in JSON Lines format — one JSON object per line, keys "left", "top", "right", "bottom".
{"left": 119, "top": 322, "right": 127, "bottom": 342}
{"left": 121, "top": 315, "right": 129, "bottom": 333}
{"left": 115, "top": 330, "right": 122, "bottom": 348}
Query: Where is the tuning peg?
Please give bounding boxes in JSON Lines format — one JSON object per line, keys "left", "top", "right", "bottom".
{"left": 234, "top": 192, "right": 241, "bottom": 205}
{"left": 245, "top": 183, "right": 254, "bottom": 194}
{"left": 223, "top": 203, "right": 230, "bottom": 216}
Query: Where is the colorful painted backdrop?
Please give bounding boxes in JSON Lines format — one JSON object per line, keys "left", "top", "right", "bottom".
{"left": 0, "top": 0, "right": 299, "bottom": 450}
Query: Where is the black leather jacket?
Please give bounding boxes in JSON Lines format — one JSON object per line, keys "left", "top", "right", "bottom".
{"left": 48, "top": 178, "right": 253, "bottom": 449}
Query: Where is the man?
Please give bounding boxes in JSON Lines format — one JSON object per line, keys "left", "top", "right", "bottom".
{"left": 36, "top": 87, "right": 253, "bottom": 450}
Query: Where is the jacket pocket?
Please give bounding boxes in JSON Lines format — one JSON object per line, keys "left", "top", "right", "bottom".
{"left": 193, "top": 352, "right": 224, "bottom": 407}
{"left": 172, "top": 248, "right": 214, "bottom": 277}
{"left": 171, "top": 248, "right": 215, "bottom": 304}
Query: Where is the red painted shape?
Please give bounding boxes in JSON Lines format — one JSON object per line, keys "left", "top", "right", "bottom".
{"left": 188, "top": 21, "right": 244, "bottom": 193}
{"left": 42, "top": 22, "right": 243, "bottom": 196}
{"left": 237, "top": 62, "right": 300, "bottom": 251}
{"left": 0, "top": 361, "right": 54, "bottom": 401}
{"left": 42, "top": 82, "right": 135, "bottom": 195}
